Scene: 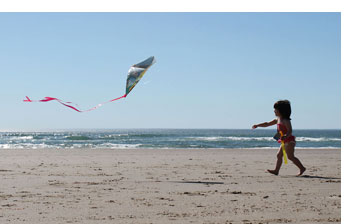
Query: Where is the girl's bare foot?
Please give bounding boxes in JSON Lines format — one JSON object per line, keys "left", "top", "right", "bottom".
{"left": 297, "top": 167, "right": 306, "bottom": 176}
{"left": 266, "top": 169, "right": 279, "bottom": 176}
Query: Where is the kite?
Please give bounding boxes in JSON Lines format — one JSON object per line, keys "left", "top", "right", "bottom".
{"left": 24, "top": 56, "right": 156, "bottom": 112}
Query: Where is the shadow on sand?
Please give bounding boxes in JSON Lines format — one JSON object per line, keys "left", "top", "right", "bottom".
{"left": 170, "top": 180, "right": 224, "bottom": 185}
{"left": 299, "top": 175, "right": 340, "bottom": 180}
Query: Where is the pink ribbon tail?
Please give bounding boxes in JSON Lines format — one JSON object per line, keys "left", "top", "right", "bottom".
{"left": 23, "top": 94, "right": 127, "bottom": 112}
{"left": 23, "top": 96, "right": 32, "bottom": 102}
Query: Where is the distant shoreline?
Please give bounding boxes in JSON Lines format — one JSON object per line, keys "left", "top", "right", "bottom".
{"left": 0, "top": 129, "right": 341, "bottom": 150}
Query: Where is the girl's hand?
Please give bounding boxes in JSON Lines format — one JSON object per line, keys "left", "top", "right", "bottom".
{"left": 252, "top": 125, "right": 258, "bottom": 129}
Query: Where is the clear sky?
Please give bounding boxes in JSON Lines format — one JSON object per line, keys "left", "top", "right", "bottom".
{"left": 0, "top": 12, "right": 340, "bottom": 130}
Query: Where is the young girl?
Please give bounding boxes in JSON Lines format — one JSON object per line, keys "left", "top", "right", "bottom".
{"left": 252, "top": 100, "right": 306, "bottom": 176}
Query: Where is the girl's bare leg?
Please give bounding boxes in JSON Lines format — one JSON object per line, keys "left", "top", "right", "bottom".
{"left": 285, "top": 142, "right": 306, "bottom": 176}
{"left": 267, "top": 146, "right": 283, "bottom": 175}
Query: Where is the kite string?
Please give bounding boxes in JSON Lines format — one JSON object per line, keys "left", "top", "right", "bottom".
{"left": 23, "top": 94, "right": 127, "bottom": 112}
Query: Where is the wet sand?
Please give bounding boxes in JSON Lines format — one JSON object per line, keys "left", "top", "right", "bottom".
{"left": 0, "top": 148, "right": 340, "bottom": 223}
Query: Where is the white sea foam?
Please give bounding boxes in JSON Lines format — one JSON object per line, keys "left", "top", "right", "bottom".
{"left": 295, "top": 137, "right": 341, "bottom": 142}
{"left": 99, "top": 143, "right": 142, "bottom": 149}
{"left": 0, "top": 143, "right": 142, "bottom": 149}
{"left": 245, "top": 146, "right": 341, "bottom": 149}
{"left": 0, "top": 143, "right": 57, "bottom": 149}
{"left": 189, "top": 137, "right": 275, "bottom": 141}
{"left": 188, "top": 136, "right": 340, "bottom": 142}
{"left": 9, "top": 136, "right": 34, "bottom": 140}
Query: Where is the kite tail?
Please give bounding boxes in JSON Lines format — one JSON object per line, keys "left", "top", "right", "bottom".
{"left": 23, "top": 95, "right": 127, "bottom": 112}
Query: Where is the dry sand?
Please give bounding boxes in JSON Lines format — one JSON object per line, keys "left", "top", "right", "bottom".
{"left": 0, "top": 148, "right": 340, "bottom": 224}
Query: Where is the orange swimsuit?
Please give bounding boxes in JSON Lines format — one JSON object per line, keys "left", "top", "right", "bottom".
{"left": 277, "top": 123, "right": 296, "bottom": 143}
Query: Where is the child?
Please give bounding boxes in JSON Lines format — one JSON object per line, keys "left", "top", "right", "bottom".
{"left": 252, "top": 100, "right": 306, "bottom": 176}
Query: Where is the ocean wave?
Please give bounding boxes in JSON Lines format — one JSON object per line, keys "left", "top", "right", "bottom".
{"left": 0, "top": 143, "right": 58, "bottom": 149}
{"left": 0, "top": 130, "right": 341, "bottom": 149}
{"left": 9, "top": 136, "right": 34, "bottom": 140}
{"left": 0, "top": 143, "right": 142, "bottom": 149}
{"left": 98, "top": 143, "right": 142, "bottom": 149}
{"left": 0, "top": 143, "right": 340, "bottom": 150}
{"left": 244, "top": 146, "right": 341, "bottom": 149}
{"left": 188, "top": 136, "right": 275, "bottom": 141}
{"left": 295, "top": 137, "right": 341, "bottom": 142}
{"left": 98, "top": 134, "right": 129, "bottom": 140}
{"left": 188, "top": 136, "right": 340, "bottom": 142}
{"left": 66, "top": 136, "right": 92, "bottom": 141}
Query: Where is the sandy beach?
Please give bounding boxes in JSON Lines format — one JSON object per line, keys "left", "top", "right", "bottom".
{"left": 0, "top": 148, "right": 340, "bottom": 224}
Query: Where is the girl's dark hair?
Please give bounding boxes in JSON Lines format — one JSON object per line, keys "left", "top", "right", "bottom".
{"left": 274, "top": 100, "right": 291, "bottom": 120}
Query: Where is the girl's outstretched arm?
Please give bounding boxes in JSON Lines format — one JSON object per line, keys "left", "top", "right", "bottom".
{"left": 252, "top": 119, "right": 277, "bottom": 129}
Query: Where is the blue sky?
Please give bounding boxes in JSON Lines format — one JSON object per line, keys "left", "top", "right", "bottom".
{"left": 0, "top": 13, "right": 340, "bottom": 130}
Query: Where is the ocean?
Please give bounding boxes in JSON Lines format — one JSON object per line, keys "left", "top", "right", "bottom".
{"left": 0, "top": 129, "right": 340, "bottom": 149}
